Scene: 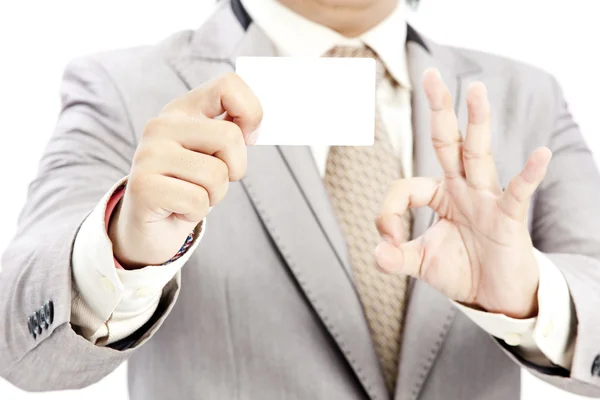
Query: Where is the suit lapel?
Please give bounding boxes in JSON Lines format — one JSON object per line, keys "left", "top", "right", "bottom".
{"left": 168, "top": 5, "right": 388, "bottom": 398}
{"left": 394, "top": 41, "right": 481, "bottom": 400}
{"left": 277, "top": 146, "right": 353, "bottom": 274}
{"left": 242, "top": 145, "right": 388, "bottom": 399}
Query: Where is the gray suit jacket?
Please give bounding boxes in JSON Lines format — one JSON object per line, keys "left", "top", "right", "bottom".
{"left": 2, "top": 1, "right": 600, "bottom": 399}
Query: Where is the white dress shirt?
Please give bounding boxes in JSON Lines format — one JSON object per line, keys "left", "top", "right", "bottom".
{"left": 70, "top": 0, "right": 575, "bottom": 369}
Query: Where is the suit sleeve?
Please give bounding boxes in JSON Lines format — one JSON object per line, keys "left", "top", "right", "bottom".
{"left": 505, "top": 75, "right": 600, "bottom": 397}
{"left": 71, "top": 179, "right": 203, "bottom": 346}
{"left": 0, "top": 57, "right": 179, "bottom": 391}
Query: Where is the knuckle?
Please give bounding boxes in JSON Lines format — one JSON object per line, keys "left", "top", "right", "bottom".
{"left": 218, "top": 72, "right": 240, "bottom": 92}
{"left": 223, "top": 71, "right": 241, "bottom": 85}
{"left": 142, "top": 117, "right": 168, "bottom": 139}
{"left": 225, "top": 147, "right": 247, "bottom": 182}
{"left": 161, "top": 98, "right": 179, "bottom": 114}
{"left": 161, "top": 96, "right": 193, "bottom": 115}
{"left": 211, "top": 180, "right": 230, "bottom": 205}
{"left": 210, "top": 158, "right": 230, "bottom": 184}
{"left": 462, "top": 146, "right": 490, "bottom": 161}
{"left": 461, "top": 149, "right": 479, "bottom": 161}
{"left": 221, "top": 122, "right": 244, "bottom": 148}
{"left": 127, "top": 172, "right": 151, "bottom": 198}
{"left": 507, "top": 182, "right": 524, "bottom": 202}
{"left": 191, "top": 188, "right": 210, "bottom": 212}
{"left": 230, "top": 158, "right": 247, "bottom": 182}
{"left": 188, "top": 115, "right": 212, "bottom": 139}
{"left": 133, "top": 143, "right": 160, "bottom": 164}
{"left": 431, "top": 136, "right": 462, "bottom": 150}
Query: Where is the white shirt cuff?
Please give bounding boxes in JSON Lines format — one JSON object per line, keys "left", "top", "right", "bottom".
{"left": 71, "top": 177, "right": 204, "bottom": 345}
{"left": 454, "top": 249, "right": 575, "bottom": 369}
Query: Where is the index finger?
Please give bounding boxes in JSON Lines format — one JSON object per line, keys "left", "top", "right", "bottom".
{"left": 163, "top": 72, "right": 263, "bottom": 137}
{"left": 423, "top": 68, "right": 464, "bottom": 179}
{"left": 376, "top": 177, "right": 441, "bottom": 244}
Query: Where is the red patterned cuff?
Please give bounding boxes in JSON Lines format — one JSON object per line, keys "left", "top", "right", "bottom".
{"left": 162, "top": 230, "right": 195, "bottom": 265}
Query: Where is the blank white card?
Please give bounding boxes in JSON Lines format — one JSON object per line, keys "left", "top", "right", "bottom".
{"left": 236, "top": 57, "right": 376, "bottom": 146}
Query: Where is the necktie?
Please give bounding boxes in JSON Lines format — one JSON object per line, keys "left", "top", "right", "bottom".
{"left": 323, "top": 46, "right": 411, "bottom": 395}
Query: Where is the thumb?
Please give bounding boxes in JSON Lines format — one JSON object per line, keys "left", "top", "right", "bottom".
{"left": 375, "top": 238, "right": 424, "bottom": 278}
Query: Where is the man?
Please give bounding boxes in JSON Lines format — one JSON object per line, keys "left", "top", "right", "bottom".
{"left": 1, "top": 0, "right": 600, "bottom": 398}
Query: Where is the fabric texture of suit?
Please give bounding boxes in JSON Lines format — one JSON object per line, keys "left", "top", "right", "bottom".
{"left": 2, "top": 1, "right": 600, "bottom": 398}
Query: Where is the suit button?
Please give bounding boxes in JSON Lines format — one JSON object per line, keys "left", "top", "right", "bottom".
{"left": 43, "top": 301, "right": 54, "bottom": 326}
{"left": 592, "top": 355, "right": 600, "bottom": 377}
{"left": 34, "top": 311, "right": 43, "bottom": 335}
{"left": 38, "top": 307, "right": 48, "bottom": 329}
{"left": 29, "top": 314, "right": 40, "bottom": 337}
{"left": 27, "top": 315, "right": 37, "bottom": 339}
{"left": 503, "top": 333, "right": 522, "bottom": 346}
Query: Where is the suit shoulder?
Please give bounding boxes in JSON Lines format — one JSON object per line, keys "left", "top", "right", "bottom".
{"left": 442, "top": 44, "right": 558, "bottom": 93}
{"left": 61, "top": 31, "right": 195, "bottom": 135}
{"left": 66, "top": 30, "right": 193, "bottom": 89}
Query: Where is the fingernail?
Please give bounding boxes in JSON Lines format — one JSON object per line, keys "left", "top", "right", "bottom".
{"left": 247, "top": 128, "right": 260, "bottom": 145}
{"left": 375, "top": 242, "right": 396, "bottom": 273}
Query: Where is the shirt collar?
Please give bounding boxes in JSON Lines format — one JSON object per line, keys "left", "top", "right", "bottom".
{"left": 240, "top": 0, "right": 411, "bottom": 88}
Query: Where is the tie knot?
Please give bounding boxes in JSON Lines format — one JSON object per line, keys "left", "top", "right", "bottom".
{"left": 324, "top": 46, "right": 386, "bottom": 85}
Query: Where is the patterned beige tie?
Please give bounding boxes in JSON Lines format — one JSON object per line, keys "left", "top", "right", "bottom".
{"left": 323, "top": 46, "right": 411, "bottom": 395}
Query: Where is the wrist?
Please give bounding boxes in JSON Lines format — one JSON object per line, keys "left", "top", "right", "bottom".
{"left": 467, "top": 294, "right": 538, "bottom": 320}
{"left": 478, "top": 264, "right": 540, "bottom": 319}
{"left": 506, "top": 289, "right": 539, "bottom": 319}
{"left": 107, "top": 200, "right": 184, "bottom": 269}
{"left": 507, "top": 248, "right": 541, "bottom": 319}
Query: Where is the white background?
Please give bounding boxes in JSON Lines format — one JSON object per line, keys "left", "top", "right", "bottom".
{"left": 0, "top": 0, "right": 598, "bottom": 399}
